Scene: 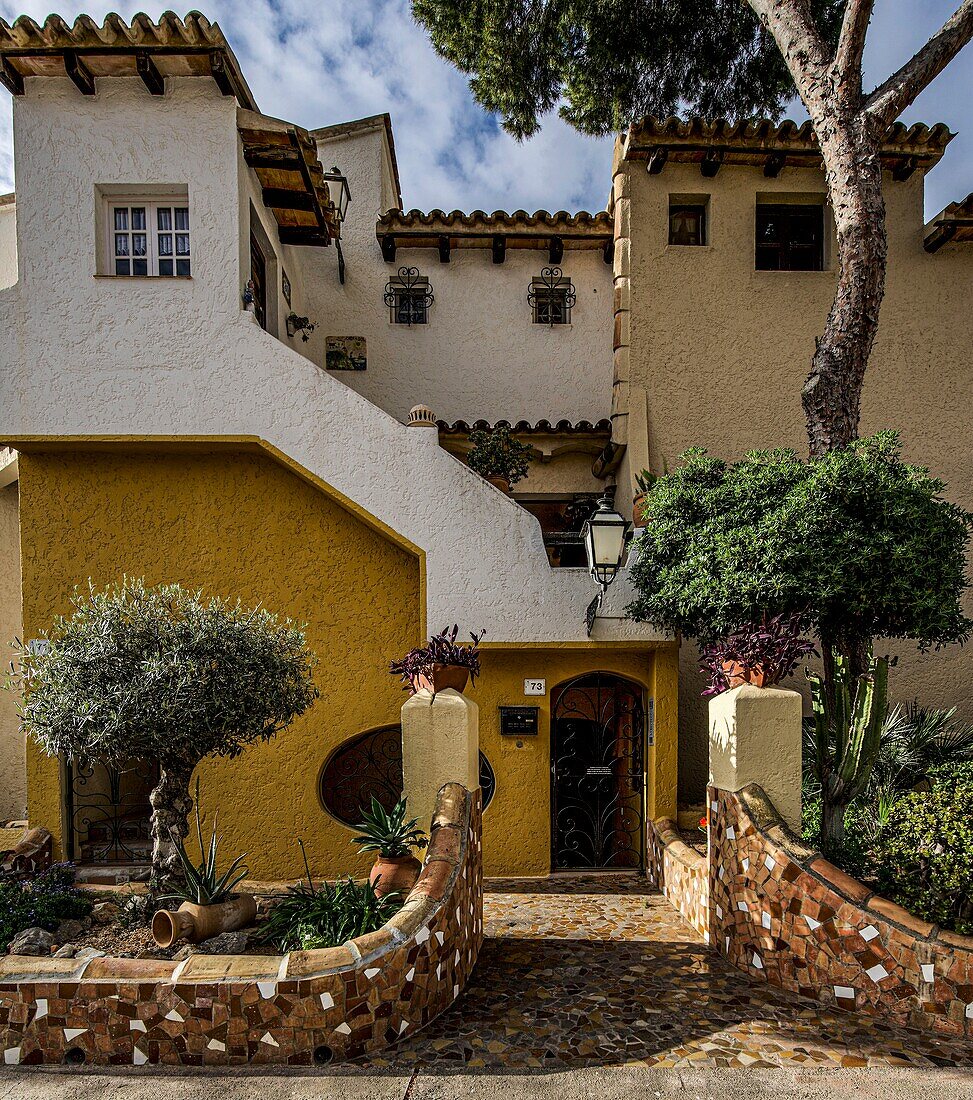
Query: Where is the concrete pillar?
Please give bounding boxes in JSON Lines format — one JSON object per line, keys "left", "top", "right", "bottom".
{"left": 708, "top": 684, "right": 803, "bottom": 833}
{"left": 401, "top": 689, "right": 479, "bottom": 833}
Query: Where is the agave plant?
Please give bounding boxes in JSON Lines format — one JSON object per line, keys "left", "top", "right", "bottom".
{"left": 352, "top": 797, "right": 428, "bottom": 859}
{"left": 162, "top": 779, "right": 249, "bottom": 905}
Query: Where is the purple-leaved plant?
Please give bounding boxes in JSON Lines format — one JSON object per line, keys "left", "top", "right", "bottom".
{"left": 699, "top": 612, "right": 816, "bottom": 696}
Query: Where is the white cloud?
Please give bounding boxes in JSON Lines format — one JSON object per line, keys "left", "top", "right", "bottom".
{"left": 0, "top": 1, "right": 969, "bottom": 216}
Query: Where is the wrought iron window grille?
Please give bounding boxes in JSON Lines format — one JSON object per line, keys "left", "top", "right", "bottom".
{"left": 385, "top": 266, "right": 434, "bottom": 325}
{"left": 528, "top": 267, "right": 576, "bottom": 325}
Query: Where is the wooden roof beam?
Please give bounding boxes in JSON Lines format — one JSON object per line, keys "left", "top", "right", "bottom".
{"left": 209, "top": 50, "right": 234, "bottom": 97}
{"left": 136, "top": 51, "right": 165, "bottom": 96}
{"left": 278, "top": 226, "right": 331, "bottom": 247}
{"left": 262, "top": 187, "right": 315, "bottom": 212}
{"left": 924, "top": 221, "right": 961, "bottom": 253}
{"left": 287, "top": 128, "right": 329, "bottom": 237}
{"left": 64, "top": 50, "right": 95, "bottom": 95}
{"left": 492, "top": 234, "right": 506, "bottom": 264}
{"left": 0, "top": 57, "right": 24, "bottom": 96}
{"left": 764, "top": 151, "right": 786, "bottom": 178}
{"left": 438, "top": 234, "right": 451, "bottom": 263}
{"left": 700, "top": 149, "right": 724, "bottom": 177}
{"left": 549, "top": 234, "right": 564, "bottom": 264}
{"left": 381, "top": 234, "right": 396, "bottom": 262}
{"left": 892, "top": 156, "right": 919, "bottom": 182}
{"left": 646, "top": 147, "right": 668, "bottom": 175}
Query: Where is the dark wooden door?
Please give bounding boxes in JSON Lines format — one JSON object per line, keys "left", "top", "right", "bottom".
{"left": 551, "top": 673, "right": 645, "bottom": 871}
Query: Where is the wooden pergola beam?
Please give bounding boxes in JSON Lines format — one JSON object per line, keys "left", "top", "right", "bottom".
{"left": 64, "top": 50, "right": 95, "bottom": 95}
{"left": 262, "top": 187, "right": 316, "bottom": 212}
{"left": 136, "top": 51, "right": 165, "bottom": 96}
{"left": 0, "top": 57, "right": 24, "bottom": 96}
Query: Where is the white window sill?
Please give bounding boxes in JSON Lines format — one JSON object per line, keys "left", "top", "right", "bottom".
{"left": 94, "top": 274, "right": 193, "bottom": 280}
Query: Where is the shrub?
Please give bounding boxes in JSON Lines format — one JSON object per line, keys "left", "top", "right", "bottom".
{"left": 466, "top": 424, "right": 533, "bottom": 486}
{"left": 10, "top": 578, "right": 318, "bottom": 889}
{"left": 698, "top": 612, "right": 816, "bottom": 695}
{"left": 389, "top": 624, "right": 485, "bottom": 690}
{"left": 257, "top": 876, "right": 400, "bottom": 952}
{"left": 0, "top": 863, "right": 93, "bottom": 951}
{"left": 872, "top": 762, "right": 973, "bottom": 934}
{"left": 162, "top": 779, "right": 249, "bottom": 906}
{"left": 353, "top": 797, "right": 428, "bottom": 860}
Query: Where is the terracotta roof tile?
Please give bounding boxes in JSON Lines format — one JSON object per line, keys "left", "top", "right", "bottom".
{"left": 437, "top": 418, "right": 612, "bottom": 436}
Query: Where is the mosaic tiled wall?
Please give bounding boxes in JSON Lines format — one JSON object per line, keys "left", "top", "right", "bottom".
{"left": 710, "top": 784, "right": 973, "bottom": 1038}
{"left": 645, "top": 819, "right": 708, "bottom": 940}
{"left": 0, "top": 783, "right": 483, "bottom": 1067}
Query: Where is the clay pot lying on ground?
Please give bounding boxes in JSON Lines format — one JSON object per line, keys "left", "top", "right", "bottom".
{"left": 152, "top": 893, "right": 257, "bottom": 948}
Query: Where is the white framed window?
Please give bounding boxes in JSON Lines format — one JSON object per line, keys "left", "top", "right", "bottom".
{"left": 99, "top": 188, "right": 191, "bottom": 277}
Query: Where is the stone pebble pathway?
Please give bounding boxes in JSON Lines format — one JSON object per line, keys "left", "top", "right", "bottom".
{"left": 360, "top": 874, "right": 973, "bottom": 1071}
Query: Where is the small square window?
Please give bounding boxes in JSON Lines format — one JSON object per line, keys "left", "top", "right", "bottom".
{"left": 669, "top": 203, "right": 706, "bottom": 246}
{"left": 385, "top": 268, "right": 433, "bottom": 325}
{"left": 102, "top": 191, "right": 191, "bottom": 277}
{"left": 528, "top": 270, "right": 575, "bottom": 325}
{"left": 755, "top": 203, "right": 824, "bottom": 271}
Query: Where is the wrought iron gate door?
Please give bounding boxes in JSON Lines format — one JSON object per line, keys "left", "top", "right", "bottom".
{"left": 551, "top": 674, "right": 645, "bottom": 871}
{"left": 65, "top": 758, "right": 158, "bottom": 864}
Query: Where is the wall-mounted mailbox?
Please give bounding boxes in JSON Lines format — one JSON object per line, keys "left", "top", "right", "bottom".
{"left": 499, "top": 705, "right": 539, "bottom": 736}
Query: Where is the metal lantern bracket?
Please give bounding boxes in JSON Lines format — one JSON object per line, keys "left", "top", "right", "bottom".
{"left": 385, "top": 266, "right": 434, "bottom": 325}
{"left": 527, "top": 267, "right": 576, "bottom": 325}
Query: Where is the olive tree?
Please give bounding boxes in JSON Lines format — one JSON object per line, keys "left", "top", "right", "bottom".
{"left": 414, "top": 0, "right": 973, "bottom": 456}
{"left": 627, "top": 433, "right": 972, "bottom": 848}
{"left": 13, "top": 579, "right": 318, "bottom": 888}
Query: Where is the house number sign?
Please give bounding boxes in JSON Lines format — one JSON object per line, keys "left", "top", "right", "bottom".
{"left": 523, "top": 678, "right": 546, "bottom": 696}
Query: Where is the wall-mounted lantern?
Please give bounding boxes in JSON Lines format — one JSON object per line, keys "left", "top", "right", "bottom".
{"left": 322, "top": 165, "right": 351, "bottom": 224}
{"left": 583, "top": 492, "right": 632, "bottom": 593}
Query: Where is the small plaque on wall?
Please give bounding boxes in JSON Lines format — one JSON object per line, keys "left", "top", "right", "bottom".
{"left": 326, "top": 336, "right": 367, "bottom": 371}
{"left": 499, "top": 706, "right": 539, "bottom": 736}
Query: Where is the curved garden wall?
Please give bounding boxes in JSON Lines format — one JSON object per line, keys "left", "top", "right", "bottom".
{"left": 649, "top": 784, "right": 973, "bottom": 1039}
{"left": 0, "top": 783, "right": 482, "bottom": 1067}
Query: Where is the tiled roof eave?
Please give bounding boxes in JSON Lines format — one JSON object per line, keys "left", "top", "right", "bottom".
{"left": 437, "top": 418, "right": 613, "bottom": 437}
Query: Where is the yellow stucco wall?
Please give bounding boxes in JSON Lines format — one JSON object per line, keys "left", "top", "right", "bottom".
{"left": 475, "top": 644, "right": 677, "bottom": 877}
{"left": 0, "top": 481, "right": 25, "bottom": 820}
{"left": 617, "top": 159, "right": 973, "bottom": 799}
{"left": 17, "top": 444, "right": 422, "bottom": 880}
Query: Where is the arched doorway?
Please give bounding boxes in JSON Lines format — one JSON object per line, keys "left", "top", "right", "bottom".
{"left": 550, "top": 673, "right": 645, "bottom": 871}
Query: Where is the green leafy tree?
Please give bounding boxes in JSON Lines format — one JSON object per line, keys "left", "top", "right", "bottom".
{"left": 414, "top": 0, "right": 973, "bottom": 455}
{"left": 11, "top": 578, "right": 318, "bottom": 889}
{"left": 628, "top": 433, "right": 972, "bottom": 848}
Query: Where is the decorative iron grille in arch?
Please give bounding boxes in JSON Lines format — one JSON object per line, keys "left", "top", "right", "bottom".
{"left": 319, "top": 724, "right": 495, "bottom": 826}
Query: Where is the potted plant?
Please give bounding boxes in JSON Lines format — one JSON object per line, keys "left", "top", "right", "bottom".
{"left": 151, "top": 781, "right": 255, "bottom": 948}
{"left": 466, "top": 424, "right": 533, "bottom": 494}
{"left": 352, "top": 797, "right": 428, "bottom": 898}
{"left": 698, "top": 612, "right": 817, "bottom": 696}
{"left": 389, "top": 624, "right": 485, "bottom": 695}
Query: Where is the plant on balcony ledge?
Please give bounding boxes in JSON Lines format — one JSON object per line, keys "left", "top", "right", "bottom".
{"left": 389, "top": 624, "right": 485, "bottom": 695}
{"left": 466, "top": 424, "right": 533, "bottom": 494}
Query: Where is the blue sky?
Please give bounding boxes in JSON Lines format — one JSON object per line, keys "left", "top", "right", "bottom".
{"left": 0, "top": 1, "right": 970, "bottom": 216}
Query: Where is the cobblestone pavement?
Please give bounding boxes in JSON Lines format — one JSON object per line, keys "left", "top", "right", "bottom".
{"left": 360, "top": 874, "right": 973, "bottom": 1072}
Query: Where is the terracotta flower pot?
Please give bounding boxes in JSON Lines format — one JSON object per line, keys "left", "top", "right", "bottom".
{"left": 412, "top": 663, "right": 470, "bottom": 695}
{"left": 369, "top": 854, "right": 422, "bottom": 898}
{"left": 722, "top": 660, "right": 770, "bottom": 690}
{"left": 486, "top": 475, "right": 511, "bottom": 494}
{"left": 151, "top": 893, "right": 257, "bottom": 948}
{"left": 632, "top": 492, "right": 650, "bottom": 527}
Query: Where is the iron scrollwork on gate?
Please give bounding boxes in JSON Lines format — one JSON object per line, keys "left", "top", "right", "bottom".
{"left": 551, "top": 673, "right": 645, "bottom": 871}
{"left": 65, "top": 757, "right": 159, "bottom": 864}
{"left": 319, "top": 724, "right": 496, "bottom": 827}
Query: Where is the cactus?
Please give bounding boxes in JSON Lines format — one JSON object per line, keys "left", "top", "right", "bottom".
{"left": 807, "top": 650, "right": 889, "bottom": 855}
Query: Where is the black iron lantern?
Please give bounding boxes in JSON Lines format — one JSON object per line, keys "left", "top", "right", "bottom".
{"left": 322, "top": 165, "right": 351, "bottom": 224}
{"left": 582, "top": 493, "right": 632, "bottom": 592}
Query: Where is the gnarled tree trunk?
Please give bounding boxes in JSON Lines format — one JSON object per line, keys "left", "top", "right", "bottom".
{"left": 149, "top": 762, "right": 195, "bottom": 891}
{"left": 803, "top": 114, "right": 886, "bottom": 456}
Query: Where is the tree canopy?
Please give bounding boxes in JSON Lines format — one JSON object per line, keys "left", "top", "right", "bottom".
{"left": 627, "top": 433, "right": 973, "bottom": 649}
{"left": 16, "top": 577, "right": 319, "bottom": 770}
{"left": 413, "top": 0, "right": 843, "bottom": 139}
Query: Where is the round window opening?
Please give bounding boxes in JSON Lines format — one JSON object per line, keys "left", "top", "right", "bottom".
{"left": 319, "top": 724, "right": 495, "bottom": 826}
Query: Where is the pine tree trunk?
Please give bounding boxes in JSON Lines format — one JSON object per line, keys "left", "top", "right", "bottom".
{"left": 802, "top": 113, "right": 887, "bottom": 457}
{"left": 149, "top": 762, "right": 195, "bottom": 891}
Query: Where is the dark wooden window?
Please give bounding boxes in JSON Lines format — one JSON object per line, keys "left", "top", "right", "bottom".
{"left": 249, "top": 232, "right": 267, "bottom": 330}
{"left": 668, "top": 203, "right": 706, "bottom": 246}
{"left": 755, "top": 203, "right": 824, "bottom": 271}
